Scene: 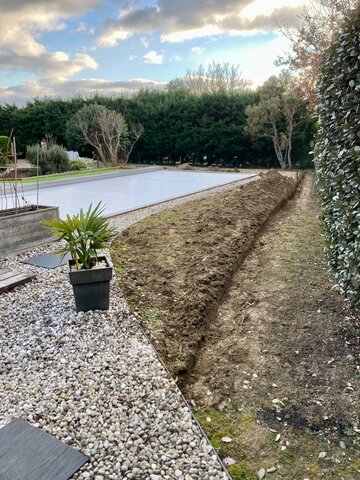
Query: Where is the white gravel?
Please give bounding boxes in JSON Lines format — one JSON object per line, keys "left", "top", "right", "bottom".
{"left": 0, "top": 179, "right": 255, "bottom": 479}
{"left": 0, "top": 246, "right": 227, "bottom": 480}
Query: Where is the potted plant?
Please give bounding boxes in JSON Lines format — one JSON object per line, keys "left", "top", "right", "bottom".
{"left": 44, "top": 202, "right": 116, "bottom": 312}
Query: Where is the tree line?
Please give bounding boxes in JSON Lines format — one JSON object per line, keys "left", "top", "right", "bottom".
{"left": 0, "top": 82, "right": 316, "bottom": 169}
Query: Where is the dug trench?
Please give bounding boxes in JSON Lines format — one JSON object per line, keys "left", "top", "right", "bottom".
{"left": 111, "top": 172, "right": 359, "bottom": 479}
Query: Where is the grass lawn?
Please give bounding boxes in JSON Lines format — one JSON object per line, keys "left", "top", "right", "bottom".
{"left": 2, "top": 167, "right": 128, "bottom": 184}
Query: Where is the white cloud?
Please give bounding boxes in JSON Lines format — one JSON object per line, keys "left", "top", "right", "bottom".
{"left": 141, "top": 37, "right": 149, "bottom": 48}
{"left": 0, "top": 52, "right": 98, "bottom": 82}
{"left": 241, "top": 0, "right": 304, "bottom": 19}
{"left": 161, "top": 25, "right": 224, "bottom": 43}
{"left": 129, "top": 54, "right": 138, "bottom": 60}
{"left": 143, "top": 50, "right": 163, "bottom": 65}
{"left": 0, "top": 77, "right": 166, "bottom": 105}
{"left": 0, "top": 1, "right": 99, "bottom": 54}
{"left": 97, "top": 28, "right": 130, "bottom": 47}
{"left": 76, "top": 22, "right": 95, "bottom": 34}
{"left": 97, "top": 0, "right": 304, "bottom": 46}
{"left": 76, "top": 22, "right": 87, "bottom": 32}
{"left": 191, "top": 46, "right": 205, "bottom": 55}
{"left": 0, "top": 0, "right": 100, "bottom": 81}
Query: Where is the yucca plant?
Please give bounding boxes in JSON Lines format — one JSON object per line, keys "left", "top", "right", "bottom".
{"left": 44, "top": 202, "right": 116, "bottom": 270}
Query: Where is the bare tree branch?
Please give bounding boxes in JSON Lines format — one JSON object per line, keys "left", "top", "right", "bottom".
{"left": 168, "top": 61, "right": 252, "bottom": 94}
{"left": 276, "top": 0, "right": 356, "bottom": 107}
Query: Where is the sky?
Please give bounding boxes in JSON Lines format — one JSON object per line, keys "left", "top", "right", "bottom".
{"left": 0, "top": 0, "right": 306, "bottom": 105}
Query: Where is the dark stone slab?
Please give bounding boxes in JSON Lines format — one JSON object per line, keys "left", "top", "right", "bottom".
{"left": 0, "top": 419, "right": 88, "bottom": 480}
{"left": 22, "top": 252, "right": 72, "bottom": 269}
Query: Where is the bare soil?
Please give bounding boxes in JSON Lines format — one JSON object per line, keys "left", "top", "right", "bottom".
{"left": 191, "top": 175, "right": 360, "bottom": 479}
{"left": 0, "top": 205, "right": 38, "bottom": 217}
{"left": 112, "top": 172, "right": 297, "bottom": 377}
{"left": 111, "top": 173, "right": 359, "bottom": 479}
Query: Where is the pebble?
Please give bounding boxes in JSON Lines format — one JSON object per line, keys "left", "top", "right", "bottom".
{"left": 0, "top": 245, "right": 225, "bottom": 479}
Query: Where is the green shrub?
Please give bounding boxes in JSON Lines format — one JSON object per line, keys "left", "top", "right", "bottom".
{"left": 69, "top": 160, "right": 87, "bottom": 171}
{"left": 26, "top": 144, "right": 69, "bottom": 175}
{"left": 44, "top": 202, "right": 116, "bottom": 270}
{"left": 0, "top": 135, "right": 11, "bottom": 166}
{"left": 316, "top": 6, "right": 360, "bottom": 307}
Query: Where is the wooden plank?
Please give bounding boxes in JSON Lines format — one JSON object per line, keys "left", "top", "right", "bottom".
{"left": 0, "top": 271, "right": 35, "bottom": 294}
{"left": 0, "top": 269, "right": 18, "bottom": 282}
{"left": 0, "top": 419, "right": 88, "bottom": 480}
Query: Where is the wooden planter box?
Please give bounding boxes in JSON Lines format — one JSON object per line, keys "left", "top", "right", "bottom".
{"left": 0, "top": 206, "right": 59, "bottom": 259}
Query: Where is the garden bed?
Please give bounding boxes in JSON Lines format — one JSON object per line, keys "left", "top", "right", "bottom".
{"left": 0, "top": 205, "right": 59, "bottom": 258}
{"left": 112, "top": 173, "right": 359, "bottom": 479}
{"left": 111, "top": 171, "right": 298, "bottom": 377}
{"left": 0, "top": 205, "right": 39, "bottom": 218}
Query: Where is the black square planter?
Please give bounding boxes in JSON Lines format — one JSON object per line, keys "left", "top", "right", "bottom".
{"left": 68, "top": 256, "right": 112, "bottom": 312}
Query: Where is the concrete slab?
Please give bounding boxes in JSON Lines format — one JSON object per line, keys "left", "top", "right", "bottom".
{"left": 0, "top": 419, "right": 88, "bottom": 480}
{"left": 22, "top": 252, "right": 72, "bottom": 269}
{"left": 19, "top": 170, "right": 256, "bottom": 218}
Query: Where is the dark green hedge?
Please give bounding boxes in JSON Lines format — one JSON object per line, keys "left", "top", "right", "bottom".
{"left": 0, "top": 90, "right": 316, "bottom": 169}
{"left": 316, "top": 6, "right": 360, "bottom": 307}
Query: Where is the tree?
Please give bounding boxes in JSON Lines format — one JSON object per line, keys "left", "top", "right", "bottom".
{"left": 121, "top": 122, "right": 144, "bottom": 164}
{"left": 315, "top": 5, "right": 360, "bottom": 307}
{"left": 245, "top": 74, "right": 305, "bottom": 169}
{"left": 0, "top": 135, "right": 11, "bottom": 167}
{"left": 66, "top": 104, "right": 128, "bottom": 165}
{"left": 277, "top": 0, "right": 357, "bottom": 107}
{"left": 168, "top": 61, "right": 251, "bottom": 94}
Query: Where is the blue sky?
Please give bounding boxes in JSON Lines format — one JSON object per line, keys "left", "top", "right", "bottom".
{"left": 0, "top": 0, "right": 306, "bottom": 104}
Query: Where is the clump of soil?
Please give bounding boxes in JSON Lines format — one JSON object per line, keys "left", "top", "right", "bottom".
{"left": 111, "top": 171, "right": 297, "bottom": 377}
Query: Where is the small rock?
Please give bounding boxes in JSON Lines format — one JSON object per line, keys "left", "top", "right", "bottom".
{"left": 221, "top": 437, "right": 232, "bottom": 443}
{"left": 267, "top": 466, "right": 277, "bottom": 473}
{"left": 257, "top": 467, "right": 266, "bottom": 480}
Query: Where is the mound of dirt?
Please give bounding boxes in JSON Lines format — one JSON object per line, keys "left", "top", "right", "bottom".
{"left": 112, "top": 171, "right": 299, "bottom": 377}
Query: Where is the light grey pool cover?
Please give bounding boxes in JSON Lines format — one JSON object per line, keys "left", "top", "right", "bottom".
{"left": 22, "top": 170, "right": 254, "bottom": 218}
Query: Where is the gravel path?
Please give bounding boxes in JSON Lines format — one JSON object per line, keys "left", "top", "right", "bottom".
{"left": 0, "top": 247, "right": 226, "bottom": 480}
{"left": 0, "top": 179, "right": 257, "bottom": 479}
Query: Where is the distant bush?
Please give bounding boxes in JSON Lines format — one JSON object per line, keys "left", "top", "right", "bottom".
{"left": 316, "top": 6, "right": 360, "bottom": 308}
{"left": 0, "top": 135, "right": 11, "bottom": 166}
{"left": 26, "top": 144, "right": 69, "bottom": 175}
{"left": 69, "top": 160, "right": 87, "bottom": 171}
